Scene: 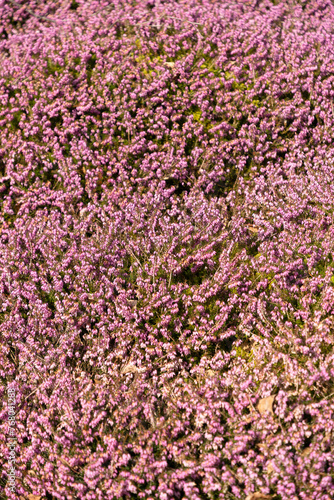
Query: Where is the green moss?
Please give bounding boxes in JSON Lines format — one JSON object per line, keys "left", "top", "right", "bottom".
{"left": 231, "top": 81, "right": 247, "bottom": 91}
{"left": 70, "top": 0, "right": 79, "bottom": 9}
{"left": 246, "top": 47, "right": 257, "bottom": 56}
{"left": 46, "top": 59, "right": 63, "bottom": 75}
{"left": 10, "top": 110, "right": 22, "bottom": 130}
{"left": 224, "top": 71, "right": 235, "bottom": 80}
{"left": 235, "top": 345, "right": 253, "bottom": 361}
{"left": 63, "top": 143, "right": 71, "bottom": 157}
{"left": 40, "top": 290, "right": 57, "bottom": 313}
{"left": 320, "top": 342, "right": 333, "bottom": 355}
{"left": 86, "top": 54, "right": 97, "bottom": 84}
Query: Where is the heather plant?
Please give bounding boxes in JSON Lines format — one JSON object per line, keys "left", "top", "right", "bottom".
{"left": 0, "top": 0, "right": 334, "bottom": 499}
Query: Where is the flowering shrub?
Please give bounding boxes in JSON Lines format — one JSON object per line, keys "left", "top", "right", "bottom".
{"left": 1, "top": 0, "right": 334, "bottom": 498}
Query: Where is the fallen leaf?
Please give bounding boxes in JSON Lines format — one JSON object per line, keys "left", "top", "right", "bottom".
{"left": 301, "top": 446, "right": 312, "bottom": 457}
{"left": 266, "top": 462, "right": 275, "bottom": 474}
{"left": 245, "top": 493, "right": 272, "bottom": 500}
{"left": 324, "top": 430, "right": 332, "bottom": 443}
{"left": 256, "top": 395, "right": 275, "bottom": 416}
{"left": 247, "top": 225, "right": 259, "bottom": 233}
{"left": 121, "top": 363, "right": 139, "bottom": 374}
{"left": 182, "top": 460, "right": 197, "bottom": 467}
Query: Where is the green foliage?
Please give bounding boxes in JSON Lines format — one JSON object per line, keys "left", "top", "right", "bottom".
{"left": 10, "top": 110, "right": 22, "bottom": 130}
{"left": 70, "top": 0, "right": 79, "bottom": 10}
{"left": 46, "top": 59, "right": 63, "bottom": 75}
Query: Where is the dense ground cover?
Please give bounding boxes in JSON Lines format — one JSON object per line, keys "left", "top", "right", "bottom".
{"left": 0, "top": 0, "right": 334, "bottom": 498}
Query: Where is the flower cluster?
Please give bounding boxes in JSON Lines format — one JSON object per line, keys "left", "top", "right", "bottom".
{"left": 0, "top": 0, "right": 334, "bottom": 499}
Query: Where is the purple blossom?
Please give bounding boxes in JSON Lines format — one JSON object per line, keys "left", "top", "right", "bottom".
{"left": 0, "top": 0, "right": 334, "bottom": 499}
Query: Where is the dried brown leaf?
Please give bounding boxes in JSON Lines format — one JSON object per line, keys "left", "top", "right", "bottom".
{"left": 245, "top": 493, "right": 272, "bottom": 500}
{"left": 266, "top": 462, "right": 275, "bottom": 474}
{"left": 121, "top": 363, "right": 139, "bottom": 374}
{"left": 126, "top": 299, "right": 138, "bottom": 308}
{"left": 256, "top": 395, "right": 275, "bottom": 416}
{"left": 301, "top": 446, "right": 312, "bottom": 457}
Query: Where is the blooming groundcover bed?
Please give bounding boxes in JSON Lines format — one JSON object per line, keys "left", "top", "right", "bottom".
{"left": 0, "top": 0, "right": 334, "bottom": 498}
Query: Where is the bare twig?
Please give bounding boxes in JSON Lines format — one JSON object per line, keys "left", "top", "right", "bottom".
{"left": 24, "top": 386, "right": 39, "bottom": 401}
{"left": 7, "top": 0, "right": 57, "bottom": 24}
{"left": 164, "top": 16, "right": 202, "bottom": 26}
